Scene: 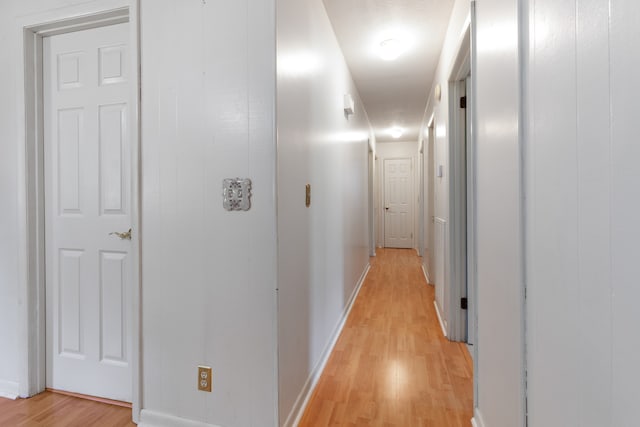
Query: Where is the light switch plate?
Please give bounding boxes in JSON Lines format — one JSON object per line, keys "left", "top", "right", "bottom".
{"left": 223, "top": 178, "right": 252, "bottom": 211}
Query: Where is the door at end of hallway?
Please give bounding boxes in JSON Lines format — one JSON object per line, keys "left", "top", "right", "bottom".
{"left": 384, "top": 158, "right": 414, "bottom": 249}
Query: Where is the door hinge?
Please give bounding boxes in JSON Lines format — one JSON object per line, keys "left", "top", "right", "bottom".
{"left": 460, "top": 297, "right": 468, "bottom": 310}
{"left": 460, "top": 96, "right": 467, "bottom": 109}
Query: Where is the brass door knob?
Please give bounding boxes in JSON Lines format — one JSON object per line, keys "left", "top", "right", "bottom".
{"left": 110, "top": 228, "right": 132, "bottom": 240}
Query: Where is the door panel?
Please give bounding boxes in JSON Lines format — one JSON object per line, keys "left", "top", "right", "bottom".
{"left": 435, "top": 217, "right": 447, "bottom": 330}
{"left": 44, "top": 22, "right": 132, "bottom": 402}
{"left": 384, "top": 158, "right": 414, "bottom": 248}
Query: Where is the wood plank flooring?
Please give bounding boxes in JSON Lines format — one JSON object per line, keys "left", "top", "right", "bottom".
{"left": 0, "top": 249, "right": 471, "bottom": 426}
{"left": 0, "top": 391, "right": 135, "bottom": 426}
{"left": 299, "top": 248, "right": 473, "bottom": 426}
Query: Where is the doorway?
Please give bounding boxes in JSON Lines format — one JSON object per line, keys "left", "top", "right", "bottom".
{"left": 423, "top": 119, "right": 436, "bottom": 284}
{"left": 21, "top": 5, "right": 141, "bottom": 419}
{"left": 44, "top": 22, "right": 133, "bottom": 402}
{"left": 447, "top": 24, "right": 475, "bottom": 344}
{"left": 383, "top": 158, "right": 414, "bottom": 248}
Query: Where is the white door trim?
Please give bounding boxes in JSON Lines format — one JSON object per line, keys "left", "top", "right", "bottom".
{"left": 418, "top": 141, "right": 425, "bottom": 257}
{"left": 382, "top": 157, "right": 415, "bottom": 249}
{"left": 447, "top": 20, "right": 472, "bottom": 342}
{"left": 18, "top": 1, "right": 141, "bottom": 422}
{"left": 368, "top": 141, "right": 376, "bottom": 257}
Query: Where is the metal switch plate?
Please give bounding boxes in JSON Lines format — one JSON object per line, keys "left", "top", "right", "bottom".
{"left": 223, "top": 178, "right": 252, "bottom": 211}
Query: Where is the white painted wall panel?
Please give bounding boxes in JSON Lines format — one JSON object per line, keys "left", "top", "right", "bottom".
{"left": 140, "top": 0, "right": 277, "bottom": 425}
{"left": 526, "top": 0, "right": 640, "bottom": 426}
{"left": 1, "top": 0, "right": 277, "bottom": 423}
{"left": 575, "top": 1, "right": 613, "bottom": 425}
{"left": 276, "top": 0, "right": 372, "bottom": 423}
{"left": 609, "top": 1, "right": 640, "bottom": 425}
{"left": 0, "top": 0, "right": 27, "bottom": 396}
{"left": 474, "top": 0, "right": 525, "bottom": 425}
{"left": 528, "top": 1, "right": 581, "bottom": 425}
{"left": 419, "top": 0, "right": 468, "bottom": 340}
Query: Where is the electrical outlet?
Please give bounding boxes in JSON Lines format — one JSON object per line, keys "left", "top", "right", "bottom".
{"left": 198, "top": 366, "right": 212, "bottom": 392}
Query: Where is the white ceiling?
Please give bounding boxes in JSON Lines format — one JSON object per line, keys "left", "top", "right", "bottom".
{"left": 322, "top": 0, "right": 455, "bottom": 143}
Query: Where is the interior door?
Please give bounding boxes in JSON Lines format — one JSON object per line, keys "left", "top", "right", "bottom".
{"left": 425, "top": 125, "right": 435, "bottom": 280}
{"left": 44, "top": 22, "right": 132, "bottom": 402}
{"left": 465, "top": 74, "right": 475, "bottom": 345}
{"left": 384, "top": 158, "right": 413, "bottom": 248}
{"left": 418, "top": 147, "right": 425, "bottom": 257}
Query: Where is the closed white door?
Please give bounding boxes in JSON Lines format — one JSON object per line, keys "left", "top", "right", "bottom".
{"left": 435, "top": 218, "right": 447, "bottom": 331}
{"left": 426, "top": 127, "right": 435, "bottom": 279}
{"left": 384, "top": 158, "right": 413, "bottom": 248}
{"left": 44, "top": 23, "right": 132, "bottom": 402}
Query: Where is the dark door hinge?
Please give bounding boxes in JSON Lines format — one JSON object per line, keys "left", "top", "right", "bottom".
{"left": 460, "top": 96, "right": 467, "bottom": 109}
{"left": 461, "top": 297, "right": 468, "bottom": 310}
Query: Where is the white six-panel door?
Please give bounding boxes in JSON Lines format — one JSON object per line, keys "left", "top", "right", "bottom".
{"left": 44, "top": 22, "right": 132, "bottom": 402}
{"left": 384, "top": 158, "right": 414, "bottom": 248}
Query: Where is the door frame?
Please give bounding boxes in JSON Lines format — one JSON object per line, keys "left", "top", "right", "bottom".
{"left": 368, "top": 139, "right": 376, "bottom": 257}
{"left": 18, "top": 2, "right": 141, "bottom": 422}
{"left": 447, "top": 22, "right": 474, "bottom": 343}
{"left": 424, "top": 116, "right": 436, "bottom": 284}
{"left": 418, "top": 139, "right": 425, "bottom": 257}
{"left": 381, "top": 156, "right": 415, "bottom": 249}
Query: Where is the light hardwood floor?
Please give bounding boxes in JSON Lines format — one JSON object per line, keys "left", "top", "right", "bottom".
{"left": 0, "top": 249, "right": 471, "bottom": 426}
{"left": 0, "top": 391, "right": 135, "bottom": 426}
{"left": 299, "top": 248, "right": 473, "bottom": 426}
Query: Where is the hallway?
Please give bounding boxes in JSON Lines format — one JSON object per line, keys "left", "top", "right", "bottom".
{"left": 299, "top": 249, "right": 473, "bottom": 426}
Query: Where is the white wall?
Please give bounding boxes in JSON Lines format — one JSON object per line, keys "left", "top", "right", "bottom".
{"left": 525, "top": 1, "right": 640, "bottom": 426}
{"left": 139, "top": 0, "right": 278, "bottom": 425}
{"left": 375, "top": 141, "right": 419, "bottom": 249}
{"left": 0, "top": 0, "right": 20, "bottom": 399}
{"left": 474, "top": 0, "right": 525, "bottom": 426}
{"left": 420, "top": 0, "right": 470, "bottom": 336}
{"left": 421, "top": 0, "right": 470, "bottom": 246}
{"left": 2, "top": 0, "right": 279, "bottom": 425}
{"left": 276, "top": 0, "right": 372, "bottom": 424}
{"left": 422, "top": 0, "right": 525, "bottom": 425}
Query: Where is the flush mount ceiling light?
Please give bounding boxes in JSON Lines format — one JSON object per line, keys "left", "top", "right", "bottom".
{"left": 378, "top": 38, "right": 405, "bottom": 61}
{"left": 389, "top": 127, "right": 404, "bottom": 139}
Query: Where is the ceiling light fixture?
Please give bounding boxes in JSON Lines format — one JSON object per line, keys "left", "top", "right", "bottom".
{"left": 389, "top": 127, "right": 404, "bottom": 139}
{"left": 378, "top": 38, "right": 405, "bottom": 61}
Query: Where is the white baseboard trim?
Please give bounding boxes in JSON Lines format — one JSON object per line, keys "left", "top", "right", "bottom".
{"left": 471, "top": 408, "right": 487, "bottom": 427}
{"left": 433, "top": 300, "right": 447, "bottom": 338}
{"left": 421, "top": 264, "right": 431, "bottom": 285}
{"left": 0, "top": 380, "right": 20, "bottom": 400}
{"left": 282, "top": 264, "right": 371, "bottom": 427}
{"left": 139, "top": 409, "right": 220, "bottom": 427}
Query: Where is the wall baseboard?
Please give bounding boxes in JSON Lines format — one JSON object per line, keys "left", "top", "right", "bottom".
{"left": 421, "top": 264, "right": 431, "bottom": 285}
{"left": 433, "top": 300, "right": 447, "bottom": 338}
{"left": 139, "top": 409, "right": 220, "bottom": 427}
{"left": 282, "top": 264, "right": 371, "bottom": 427}
{"left": 471, "top": 408, "right": 487, "bottom": 427}
{"left": 0, "top": 380, "right": 20, "bottom": 400}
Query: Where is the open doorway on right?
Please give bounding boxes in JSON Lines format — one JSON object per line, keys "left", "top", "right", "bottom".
{"left": 447, "top": 24, "right": 475, "bottom": 347}
{"left": 420, "top": 22, "right": 475, "bottom": 349}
